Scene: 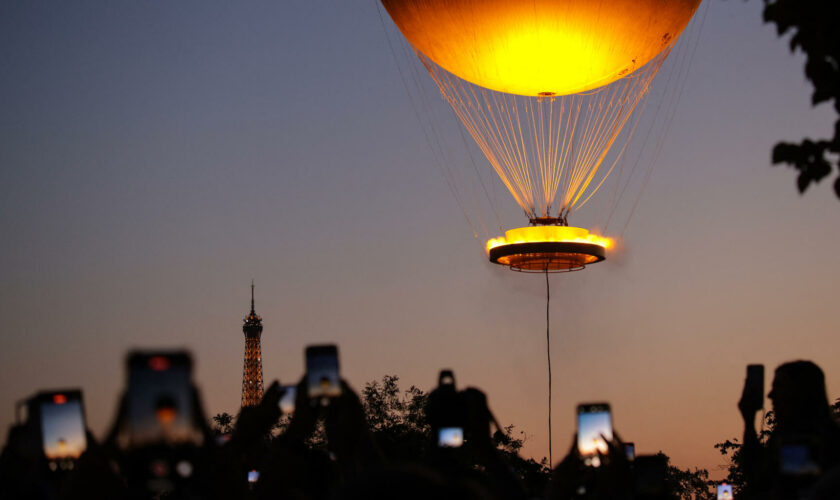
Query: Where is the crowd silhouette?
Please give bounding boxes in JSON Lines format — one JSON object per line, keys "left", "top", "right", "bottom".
{"left": 1, "top": 347, "right": 838, "bottom": 500}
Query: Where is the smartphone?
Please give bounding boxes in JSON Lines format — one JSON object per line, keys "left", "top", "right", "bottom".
{"left": 624, "top": 442, "right": 635, "bottom": 461}
{"left": 577, "top": 403, "right": 612, "bottom": 467}
{"left": 126, "top": 351, "right": 199, "bottom": 447}
{"left": 743, "top": 365, "right": 764, "bottom": 410}
{"left": 780, "top": 444, "right": 821, "bottom": 476}
{"left": 278, "top": 385, "right": 296, "bottom": 414}
{"left": 31, "top": 390, "right": 87, "bottom": 469}
{"left": 439, "top": 369, "right": 455, "bottom": 387}
{"left": 437, "top": 427, "right": 464, "bottom": 448}
{"left": 247, "top": 469, "right": 260, "bottom": 483}
{"left": 717, "top": 482, "right": 734, "bottom": 499}
{"left": 305, "top": 345, "right": 341, "bottom": 401}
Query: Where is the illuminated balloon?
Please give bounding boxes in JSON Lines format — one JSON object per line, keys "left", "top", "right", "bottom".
{"left": 382, "top": 0, "right": 701, "bottom": 96}
{"left": 381, "top": 0, "right": 702, "bottom": 271}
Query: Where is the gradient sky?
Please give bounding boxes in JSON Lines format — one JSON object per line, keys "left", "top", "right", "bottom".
{"left": 1, "top": 1, "right": 838, "bottom": 477}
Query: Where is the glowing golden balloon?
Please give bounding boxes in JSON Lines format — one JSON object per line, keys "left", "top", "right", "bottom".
{"left": 381, "top": 0, "right": 701, "bottom": 96}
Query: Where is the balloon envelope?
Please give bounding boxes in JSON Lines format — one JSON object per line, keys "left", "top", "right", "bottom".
{"left": 382, "top": 0, "right": 702, "bottom": 96}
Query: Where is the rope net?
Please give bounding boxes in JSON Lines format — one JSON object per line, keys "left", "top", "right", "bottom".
{"left": 418, "top": 50, "right": 670, "bottom": 223}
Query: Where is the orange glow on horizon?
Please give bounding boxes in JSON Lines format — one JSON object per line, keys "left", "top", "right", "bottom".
{"left": 486, "top": 226, "right": 614, "bottom": 254}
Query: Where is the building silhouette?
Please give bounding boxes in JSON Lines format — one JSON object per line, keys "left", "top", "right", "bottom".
{"left": 241, "top": 281, "right": 264, "bottom": 407}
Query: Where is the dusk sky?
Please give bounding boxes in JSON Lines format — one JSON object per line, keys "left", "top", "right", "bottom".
{"left": 1, "top": 1, "right": 838, "bottom": 477}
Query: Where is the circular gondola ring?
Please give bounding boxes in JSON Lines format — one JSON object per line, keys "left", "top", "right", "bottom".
{"left": 488, "top": 241, "right": 606, "bottom": 273}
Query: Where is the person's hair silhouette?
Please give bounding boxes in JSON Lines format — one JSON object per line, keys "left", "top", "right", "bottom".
{"left": 739, "top": 360, "right": 840, "bottom": 498}
{"left": 769, "top": 361, "right": 834, "bottom": 432}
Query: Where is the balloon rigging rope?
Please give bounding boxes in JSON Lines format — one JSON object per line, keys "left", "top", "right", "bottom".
{"left": 425, "top": 54, "right": 663, "bottom": 221}
{"left": 618, "top": 1, "right": 710, "bottom": 238}
{"left": 546, "top": 268, "right": 552, "bottom": 466}
{"left": 376, "top": 1, "right": 495, "bottom": 244}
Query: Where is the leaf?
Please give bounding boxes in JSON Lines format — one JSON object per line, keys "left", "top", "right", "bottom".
{"left": 762, "top": 0, "right": 840, "bottom": 200}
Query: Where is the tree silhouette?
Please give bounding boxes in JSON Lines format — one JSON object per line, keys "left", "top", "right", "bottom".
{"left": 360, "top": 375, "right": 714, "bottom": 499}
{"left": 657, "top": 452, "right": 715, "bottom": 499}
{"left": 212, "top": 412, "right": 234, "bottom": 436}
{"left": 360, "top": 374, "right": 551, "bottom": 495}
{"left": 762, "top": 0, "right": 840, "bottom": 198}
{"left": 209, "top": 375, "right": 717, "bottom": 498}
{"left": 360, "top": 375, "right": 430, "bottom": 461}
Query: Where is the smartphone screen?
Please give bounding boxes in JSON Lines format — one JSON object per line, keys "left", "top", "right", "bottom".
{"left": 439, "top": 370, "right": 455, "bottom": 387}
{"left": 717, "top": 483, "right": 734, "bottom": 499}
{"left": 306, "top": 345, "right": 341, "bottom": 401}
{"left": 438, "top": 427, "right": 464, "bottom": 448}
{"left": 37, "top": 391, "right": 87, "bottom": 465}
{"left": 247, "top": 470, "right": 260, "bottom": 483}
{"left": 126, "top": 351, "right": 199, "bottom": 447}
{"left": 624, "top": 442, "right": 635, "bottom": 461}
{"left": 780, "top": 444, "right": 821, "bottom": 476}
{"left": 278, "top": 385, "right": 296, "bottom": 414}
{"left": 744, "top": 365, "right": 764, "bottom": 410}
{"left": 577, "top": 403, "right": 612, "bottom": 467}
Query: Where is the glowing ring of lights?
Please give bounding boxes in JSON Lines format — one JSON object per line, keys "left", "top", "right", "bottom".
{"left": 489, "top": 241, "right": 605, "bottom": 272}
{"left": 485, "top": 225, "right": 610, "bottom": 272}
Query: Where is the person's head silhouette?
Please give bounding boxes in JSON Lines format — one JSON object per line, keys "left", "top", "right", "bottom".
{"left": 769, "top": 361, "right": 832, "bottom": 430}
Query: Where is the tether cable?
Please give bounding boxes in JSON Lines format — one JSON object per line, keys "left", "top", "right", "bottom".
{"left": 546, "top": 268, "right": 552, "bottom": 466}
